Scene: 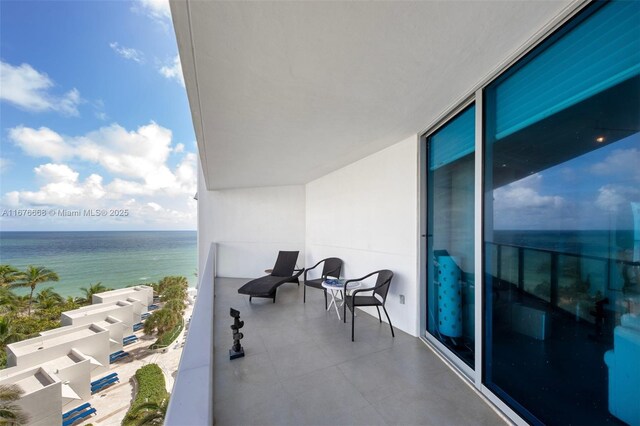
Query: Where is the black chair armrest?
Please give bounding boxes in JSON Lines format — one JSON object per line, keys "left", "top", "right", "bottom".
{"left": 304, "top": 260, "right": 324, "bottom": 281}
{"left": 293, "top": 268, "right": 305, "bottom": 280}
{"left": 345, "top": 270, "right": 391, "bottom": 297}
{"left": 343, "top": 270, "right": 381, "bottom": 293}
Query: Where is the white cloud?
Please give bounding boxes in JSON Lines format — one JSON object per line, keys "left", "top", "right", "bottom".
{"left": 133, "top": 0, "right": 171, "bottom": 26}
{"left": 9, "top": 126, "right": 73, "bottom": 161}
{"left": 595, "top": 184, "right": 640, "bottom": 213}
{"left": 4, "top": 121, "right": 197, "bottom": 229}
{"left": 6, "top": 163, "right": 106, "bottom": 207}
{"left": 494, "top": 174, "right": 564, "bottom": 210}
{"left": 591, "top": 148, "right": 640, "bottom": 182}
{"left": 0, "top": 61, "right": 82, "bottom": 116}
{"left": 493, "top": 174, "right": 569, "bottom": 229}
{"left": 109, "top": 42, "right": 145, "bottom": 63}
{"left": 147, "top": 202, "right": 162, "bottom": 211}
{"left": 159, "top": 55, "right": 184, "bottom": 87}
{"left": 8, "top": 122, "right": 197, "bottom": 199}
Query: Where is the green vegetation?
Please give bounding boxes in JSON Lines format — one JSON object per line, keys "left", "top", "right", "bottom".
{"left": 0, "top": 384, "right": 29, "bottom": 425}
{"left": 79, "top": 282, "right": 111, "bottom": 305}
{"left": 10, "top": 266, "right": 60, "bottom": 316}
{"left": 0, "top": 265, "right": 190, "bottom": 370}
{"left": 122, "top": 364, "right": 169, "bottom": 426}
{"left": 145, "top": 276, "right": 188, "bottom": 350}
{"left": 149, "top": 321, "right": 183, "bottom": 350}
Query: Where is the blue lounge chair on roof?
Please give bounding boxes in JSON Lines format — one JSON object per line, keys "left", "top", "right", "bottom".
{"left": 90, "top": 373, "right": 117, "bottom": 387}
{"left": 62, "top": 403, "right": 90, "bottom": 420}
{"left": 91, "top": 376, "right": 119, "bottom": 393}
{"left": 63, "top": 407, "right": 96, "bottom": 426}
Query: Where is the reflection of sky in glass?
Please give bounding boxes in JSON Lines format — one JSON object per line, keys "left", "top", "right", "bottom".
{"left": 494, "top": 132, "right": 640, "bottom": 230}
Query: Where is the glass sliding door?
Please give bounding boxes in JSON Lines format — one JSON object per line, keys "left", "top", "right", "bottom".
{"left": 426, "top": 104, "right": 476, "bottom": 368}
{"left": 483, "top": 1, "right": 640, "bottom": 424}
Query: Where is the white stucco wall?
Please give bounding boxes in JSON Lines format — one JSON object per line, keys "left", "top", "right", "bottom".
{"left": 197, "top": 163, "right": 306, "bottom": 278}
{"left": 9, "top": 325, "right": 110, "bottom": 373}
{"left": 92, "top": 286, "right": 153, "bottom": 308}
{"left": 61, "top": 302, "right": 134, "bottom": 331}
{"left": 0, "top": 368, "right": 61, "bottom": 426}
{"left": 305, "top": 136, "right": 419, "bottom": 336}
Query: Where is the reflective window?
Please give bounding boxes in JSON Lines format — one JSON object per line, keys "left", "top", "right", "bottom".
{"left": 483, "top": 2, "right": 640, "bottom": 424}
{"left": 427, "top": 104, "right": 475, "bottom": 368}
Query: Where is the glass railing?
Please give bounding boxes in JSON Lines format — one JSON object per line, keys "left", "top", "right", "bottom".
{"left": 488, "top": 241, "right": 639, "bottom": 322}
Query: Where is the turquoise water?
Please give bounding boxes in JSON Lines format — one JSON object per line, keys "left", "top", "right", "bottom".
{"left": 0, "top": 231, "right": 197, "bottom": 297}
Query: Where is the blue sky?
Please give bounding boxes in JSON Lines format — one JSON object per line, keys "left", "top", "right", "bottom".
{"left": 493, "top": 133, "right": 640, "bottom": 231}
{"left": 0, "top": 0, "right": 197, "bottom": 231}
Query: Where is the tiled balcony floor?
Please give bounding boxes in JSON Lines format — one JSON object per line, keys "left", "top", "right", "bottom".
{"left": 213, "top": 277, "right": 506, "bottom": 426}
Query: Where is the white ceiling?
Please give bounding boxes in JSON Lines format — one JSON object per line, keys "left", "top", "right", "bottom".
{"left": 170, "top": 0, "right": 573, "bottom": 190}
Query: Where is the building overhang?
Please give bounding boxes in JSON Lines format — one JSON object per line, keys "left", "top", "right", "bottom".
{"left": 170, "top": 0, "right": 573, "bottom": 190}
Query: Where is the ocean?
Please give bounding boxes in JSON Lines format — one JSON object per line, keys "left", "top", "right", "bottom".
{"left": 0, "top": 231, "right": 197, "bottom": 298}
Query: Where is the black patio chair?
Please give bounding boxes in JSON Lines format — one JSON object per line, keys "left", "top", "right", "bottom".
{"left": 303, "top": 257, "right": 343, "bottom": 308}
{"left": 343, "top": 270, "right": 394, "bottom": 341}
{"left": 237, "top": 251, "right": 304, "bottom": 303}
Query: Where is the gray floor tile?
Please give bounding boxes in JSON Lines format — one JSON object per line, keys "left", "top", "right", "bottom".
{"left": 212, "top": 277, "right": 505, "bottom": 426}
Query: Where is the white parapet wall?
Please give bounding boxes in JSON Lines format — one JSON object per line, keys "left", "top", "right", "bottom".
{"left": 0, "top": 366, "right": 62, "bottom": 426}
{"left": 61, "top": 300, "right": 134, "bottom": 335}
{"left": 92, "top": 285, "right": 154, "bottom": 310}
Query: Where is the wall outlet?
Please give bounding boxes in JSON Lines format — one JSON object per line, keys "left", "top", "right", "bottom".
{"left": 399, "top": 294, "right": 405, "bottom": 304}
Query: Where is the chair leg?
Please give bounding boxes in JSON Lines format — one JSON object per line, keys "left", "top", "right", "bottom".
{"left": 351, "top": 307, "right": 355, "bottom": 342}
{"left": 343, "top": 299, "right": 347, "bottom": 323}
{"left": 303, "top": 284, "right": 306, "bottom": 303}
{"left": 324, "top": 289, "right": 327, "bottom": 310}
{"left": 273, "top": 293, "right": 276, "bottom": 303}
{"left": 382, "top": 306, "right": 394, "bottom": 337}
{"left": 249, "top": 296, "right": 252, "bottom": 303}
{"left": 376, "top": 305, "right": 382, "bottom": 323}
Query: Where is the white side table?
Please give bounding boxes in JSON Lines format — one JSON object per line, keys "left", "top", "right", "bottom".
{"left": 322, "top": 279, "right": 360, "bottom": 320}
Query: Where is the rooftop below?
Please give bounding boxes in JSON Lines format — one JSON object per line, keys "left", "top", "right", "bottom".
{"left": 63, "top": 300, "right": 130, "bottom": 319}
{"left": 9, "top": 324, "right": 104, "bottom": 357}
{"left": 212, "top": 277, "right": 504, "bottom": 425}
{"left": 14, "top": 370, "right": 56, "bottom": 394}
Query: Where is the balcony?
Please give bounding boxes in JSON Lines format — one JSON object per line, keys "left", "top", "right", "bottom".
{"left": 166, "top": 245, "right": 506, "bottom": 425}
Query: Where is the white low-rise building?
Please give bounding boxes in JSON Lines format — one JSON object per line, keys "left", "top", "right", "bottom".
{"left": 92, "top": 286, "right": 154, "bottom": 314}
{"left": 3, "top": 286, "right": 156, "bottom": 425}
{"left": 61, "top": 300, "right": 133, "bottom": 347}
{"left": 0, "top": 367, "right": 61, "bottom": 426}
{"left": 7, "top": 323, "right": 111, "bottom": 377}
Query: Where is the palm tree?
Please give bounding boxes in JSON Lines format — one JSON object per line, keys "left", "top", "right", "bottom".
{"left": 78, "top": 282, "right": 109, "bottom": 305}
{"left": 0, "top": 317, "right": 24, "bottom": 347}
{"left": 0, "top": 265, "right": 20, "bottom": 287}
{"left": 161, "top": 285, "right": 186, "bottom": 303}
{"left": 0, "top": 288, "right": 19, "bottom": 315}
{"left": 10, "top": 266, "right": 59, "bottom": 316}
{"left": 157, "top": 276, "right": 188, "bottom": 295}
{"left": 34, "top": 287, "right": 64, "bottom": 310}
{"left": 143, "top": 309, "right": 180, "bottom": 336}
{"left": 62, "top": 296, "right": 82, "bottom": 311}
{"left": 0, "top": 384, "right": 29, "bottom": 425}
{"left": 163, "top": 299, "right": 185, "bottom": 313}
{"left": 127, "top": 398, "right": 168, "bottom": 425}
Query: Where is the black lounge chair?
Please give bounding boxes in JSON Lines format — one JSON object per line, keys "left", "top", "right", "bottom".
{"left": 343, "top": 270, "right": 395, "bottom": 342}
{"left": 238, "top": 251, "right": 304, "bottom": 303}
{"left": 303, "top": 257, "right": 343, "bottom": 308}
